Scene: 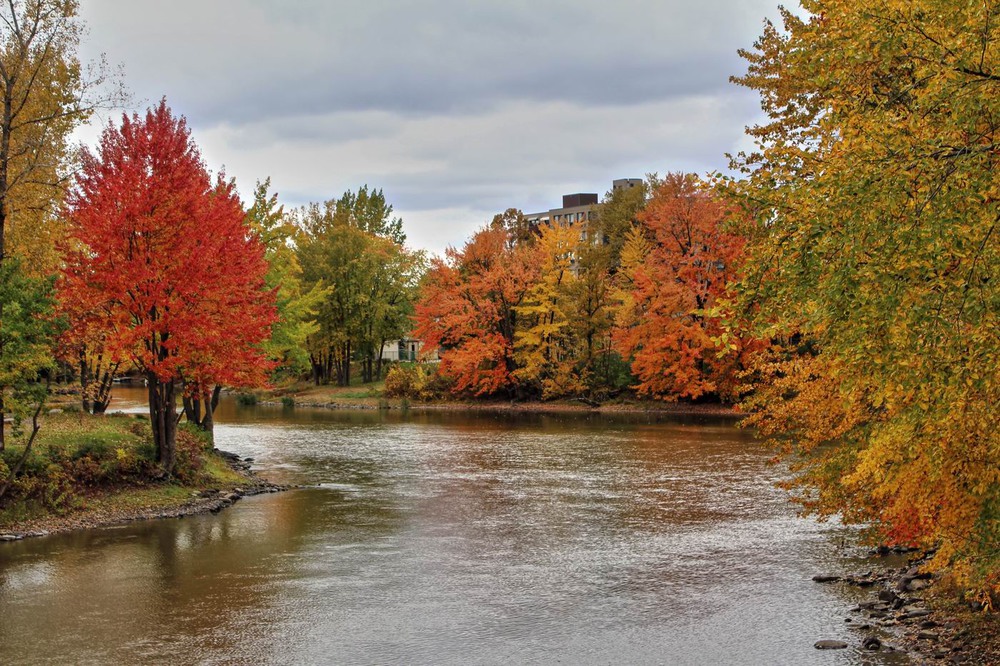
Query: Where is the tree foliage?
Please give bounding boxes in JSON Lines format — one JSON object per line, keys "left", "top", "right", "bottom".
{"left": 61, "top": 101, "right": 275, "bottom": 472}
{"left": 0, "top": 0, "right": 120, "bottom": 272}
{"left": 722, "top": 1, "right": 1000, "bottom": 597}
{"left": 0, "top": 0, "right": 119, "bottom": 458}
{"left": 245, "top": 179, "right": 325, "bottom": 377}
{"left": 0, "top": 258, "right": 52, "bottom": 451}
{"left": 514, "top": 221, "right": 585, "bottom": 399}
{"left": 414, "top": 223, "right": 539, "bottom": 397}
{"left": 296, "top": 187, "right": 423, "bottom": 385}
{"left": 616, "top": 173, "right": 748, "bottom": 401}
{"left": 589, "top": 179, "right": 649, "bottom": 272}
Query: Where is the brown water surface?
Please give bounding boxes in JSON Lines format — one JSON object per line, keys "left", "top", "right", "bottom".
{"left": 0, "top": 389, "right": 905, "bottom": 664}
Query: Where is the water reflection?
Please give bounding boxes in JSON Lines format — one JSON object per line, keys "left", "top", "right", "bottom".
{"left": 0, "top": 390, "right": 907, "bottom": 664}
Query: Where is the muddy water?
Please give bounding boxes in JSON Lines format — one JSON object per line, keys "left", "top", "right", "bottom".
{"left": 0, "top": 389, "right": 904, "bottom": 664}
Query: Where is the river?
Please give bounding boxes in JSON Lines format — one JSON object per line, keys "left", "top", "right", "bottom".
{"left": 0, "top": 389, "right": 905, "bottom": 664}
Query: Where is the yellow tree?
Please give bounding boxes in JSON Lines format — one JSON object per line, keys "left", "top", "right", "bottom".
{"left": 723, "top": 0, "right": 1000, "bottom": 598}
{"left": 0, "top": 0, "right": 118, "bottom": 450}
{"left": 514, "top": 221, "right": 585, "bottom": 399}
{"left": 0, "top": 0, "right": 119, "bottom": 270}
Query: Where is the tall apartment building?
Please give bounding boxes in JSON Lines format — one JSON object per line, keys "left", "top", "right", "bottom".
{"left": 523, "top": 178, "right": 643, "bottom": 242}
{"left": 521, "top": 178, "right": 643, "bottom": 272}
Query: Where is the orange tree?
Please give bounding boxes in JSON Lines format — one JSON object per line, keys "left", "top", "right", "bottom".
{"left": 414, "top": 223, "right": 539, "bottom": 397}
{"left": 615, "top": 173, "right": 749, "bottom": 402}
{"left": 60, "top": 101, "right": 275, "bottom": 473}
{"left": 722, "top": 1, "right": 1000, "bottom": 598}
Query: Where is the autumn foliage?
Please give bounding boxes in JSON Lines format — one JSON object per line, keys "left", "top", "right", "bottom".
{"left": 723, "top": 1, "right": 1000, "bottom": 598}
{"left": 615, "top": 174, "right": 749, "bottom": 401}
{"left": 414, "top": 224, "right": 539, "bottom": 397}
{"left": 514, "top": 221, "right": 586, "bottom": 398}
{"left": 60, "top": 101, "right": 276, "bottom": 472}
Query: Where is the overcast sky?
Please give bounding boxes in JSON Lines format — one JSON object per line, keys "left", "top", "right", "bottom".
{"left": 75, "top": 0, "right": 790, "bottom": 256}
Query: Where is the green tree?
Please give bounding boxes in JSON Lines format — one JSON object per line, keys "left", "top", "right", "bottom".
{"left": 722, "top": 0, "right": 1000, "bottom": 597}
{"left": 296, "top": 187, "right": 422, "bottom": 385}
{"left": 244, "top": 179, "right": 326, "bottom": 376}
{"left": 0, "top": 259, "right": 51, "bottom": 454}
{"left": 0, "top": 259, "right": 52, "bottom": 497}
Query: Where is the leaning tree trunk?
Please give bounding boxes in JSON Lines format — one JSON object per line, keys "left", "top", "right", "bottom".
{"left": 0, "top": 392, "right": 44, "bottom": 501}
{"left": 148, "top": 373, "right": 177, "bottom": 475}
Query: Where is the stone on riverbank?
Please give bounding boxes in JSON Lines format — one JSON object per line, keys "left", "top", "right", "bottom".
{"left": 814, "top": 640, "right": 849, "bottom": 650}
{"left": 862, "top": 636, "right": 882, "bottom": 650}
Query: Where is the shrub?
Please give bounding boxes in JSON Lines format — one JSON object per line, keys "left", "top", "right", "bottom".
{"left": 172, "top": 423, "right": 210, "bottom": 485}
{"left": 384, "top": 364, "right": 425, "bottom": 399}
{"left": 418, "top": 366, "right": 454, "bottom": 401}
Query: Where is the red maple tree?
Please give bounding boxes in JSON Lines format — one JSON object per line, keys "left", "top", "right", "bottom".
{"left": 60, "top": 101, "right": 275, "bottom": 472}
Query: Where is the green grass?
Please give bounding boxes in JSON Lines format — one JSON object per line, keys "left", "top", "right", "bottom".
{"left": 202, "top": 455, "right": 247, "bottom": 486}
{"left": 0, "top": 413, "right": 253, "bottom": 532}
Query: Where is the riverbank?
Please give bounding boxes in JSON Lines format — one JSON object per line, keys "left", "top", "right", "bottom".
{"left": 265, "top": 382, "right": 743, "bottom": 418}
{"left": 0, "top": 410, "right": 290, "bottom": 540}
{"left": 813, "top": 547, "right": 1000, "bottom": 663}
{"left": 0, "top": 447, "right": 287, "bottom": 541}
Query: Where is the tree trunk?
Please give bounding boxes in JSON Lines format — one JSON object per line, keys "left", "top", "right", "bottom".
{"left": 310, "top": 353, "right": 322, "bottom": 385}
{"left": 79, "top": 349, "right": 92, "bottom": 413}
{"left": 343, "top": 340, "right": 351, "bottom": 386}
{"left": 148, "top": 373, "right": 177, "bottom": 475}
{"left": 0, "top": 393, "right": 43, "bottom": 501}
{"left": 182, "top": 384, "right": 221, "bottom": 438}
{"left": 376, "top": 338, "right": 387, "bottom": 380}
{"left": 92, "top": 361, "right": 117, "bottom": 414}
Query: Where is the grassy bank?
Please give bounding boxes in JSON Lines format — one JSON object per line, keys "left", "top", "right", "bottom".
{"left": 0, "top": 411, "right": 274, "bottom": 536}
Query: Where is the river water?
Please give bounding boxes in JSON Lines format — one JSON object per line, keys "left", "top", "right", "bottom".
{"left": 0, "top": 389, "right": 905, "bottom": 665}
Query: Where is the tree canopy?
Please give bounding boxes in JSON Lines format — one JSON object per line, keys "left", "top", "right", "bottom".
{"left": 296, "top": 187, "right": 423, "bottom": 386}
{"left": 61, "top": 101, "right": 275, "bottom": 472}
{"left": 617, "top": 173, "right": 749, "bottom": 401}
{"left": 721, "top": 0, "right": 1000, "bottom": 598}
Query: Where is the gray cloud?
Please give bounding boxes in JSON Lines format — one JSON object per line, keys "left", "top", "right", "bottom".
{"left": 75, "top": 0, "right": 789, "bottom": 255}
{"left": 80, "top": 1, "right": 778, "bottom": 121}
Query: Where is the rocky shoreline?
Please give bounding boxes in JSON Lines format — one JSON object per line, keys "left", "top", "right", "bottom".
{"left": 0, "top": 449, "right": 293, "bottom": 542}
{"left": 813, "top": 547, "right": 999, "bottom": 663}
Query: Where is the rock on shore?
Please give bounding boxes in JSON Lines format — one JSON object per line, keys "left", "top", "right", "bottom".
{"left": 814, "top": 547, "right": 1000, "bottom": 663}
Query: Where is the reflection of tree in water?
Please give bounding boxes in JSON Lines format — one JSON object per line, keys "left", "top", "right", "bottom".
{"left": 1, "top": 411, "right": 809, "bottom": 665}
{"left": 0, "top": 492, "right": 332, "bottom": 662}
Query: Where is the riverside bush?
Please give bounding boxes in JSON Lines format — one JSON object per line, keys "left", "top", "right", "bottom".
{"left": 0, "top": 414, "right": 218, "bottom": 520}
{"left": 383, "top": 364, "right": 425, "bottom": 399}
{"left": 383, "top": 363, "right": 453, "bottom": 401}
{"left": 417, "top": 367, "right": 453, "bottom": 401}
